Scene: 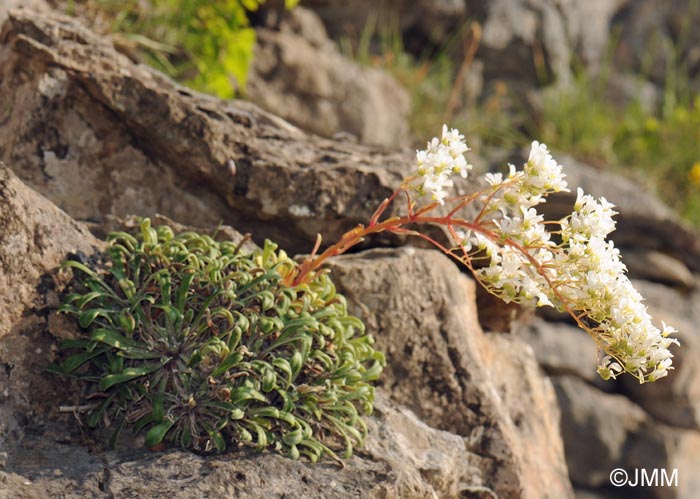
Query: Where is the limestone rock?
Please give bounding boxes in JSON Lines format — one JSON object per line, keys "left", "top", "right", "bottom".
{"left": 328, "top": 248, "right": 573, "bottom": 498}
{"left": 553, "top": 375, "right": 647, "bottom": 487}
{"left": 304, "top": 0, "right": 467, "bottom": 50}
{"left": 0, "top": 394, "right": 491, "bottom": 499}
{"left": 622, "top": 249, "right": 695, "bottom": 289}
{"left": 248, "top": 8, "right": 411, "bottom": 148}
{"left": 0, "top": 155, "right": 560, "bottom": 498}
{"left": 485, "top": 333, "right": 572, "bottom": 495}
{"left": 477, "top": 0, "right": 624, "bottom": 83}
{"left": 0, "top": 9, "right": 414, "bottom": 254}
{"left": 0, "top": 0, "right": 48, "bottom": 26}
{"left": 5, "top": 6, "right": 700, "bottom": 499}
{"left": 0, "top": 162, "right": 102, "bottom": 456}
{"left": 516, "top": 318, "right": 607, "bottom": 389}
{"left": 559, "top": 0, "right": 626, "bottom": 72}
{"left": 308, "top": 0, "right": 622, "bottom": 88}
{"left": 554, "top": 375, "right": 700, "bottom": 498}
{"left": 612, "top": 0, "right": 700, "bottom": 90}
{"left": 474, "top": 0, "right": 572, "bottom": 86}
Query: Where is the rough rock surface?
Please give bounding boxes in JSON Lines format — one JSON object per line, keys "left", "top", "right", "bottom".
{"left": 306, "top": 0, "right": 620, "bottom": 83}
{"left": 0, "top": 393, "right": 492, "bottom": 499}
{"left": 328, "top": 248, "right": 573, "bottom": 498}
{"left": 459, "top": 0, "right": 624, "bottom": 90}
{"left": 622, "top": 249, "right": 696, "bottom": 289}
{"left": 473, "top": 0, "right": 572, "bottom": 86}
{"left": 0, "top": 13, "right": 571, "bottom": 497}
{"left": 303, "top": 0, "right": 467, "bottom": 50}
{"left": 0, "top": 134, "right": 573, "bottom": 497}
{"left": 553, "top": 375, "right": 647, "bottom": 488}
{"left": 554, "top": 375, "right": 700, "bottom": 498}
{"left": 515, "top": 318, "right": 606, "bottom": 388}
{"left": 0, "top": 9, "right": 413, "bottom": 254}
{"left": 3, "top": 5, "right": 700, "bottom": 499}
{"left": 248, "top": 7, "right": 411, "bottom": 148}
{"left": 612, "top": 0, "right": 700, "bottom": 90}
{"left": 0, "top": 162, "right": 102, "bottom": 456}
{"left": 0, "top": 0, "right": 49, "bottom": 25}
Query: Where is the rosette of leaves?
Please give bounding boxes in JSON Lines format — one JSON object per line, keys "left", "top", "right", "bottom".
{"left": 52, "top": 219, "right": 385, "bottom": 462}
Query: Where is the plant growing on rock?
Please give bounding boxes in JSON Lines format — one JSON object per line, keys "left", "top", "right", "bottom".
{"left": 285, "top": 126, "right": 679, "bottom": 384}
{"left": 53, "top": 220, "right": 384, "bottom": 462}
{"left": 53, "top": 127, "right": 678, "bottom": 465}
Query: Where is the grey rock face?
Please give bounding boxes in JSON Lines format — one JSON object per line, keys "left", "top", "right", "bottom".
{"left": 554, "top": 375, "right": 700, "bottom": 499}
{"left": 0, "top": 0, "right": 48, "bottom": 26}
{"left": 3, "top": 5, "right": 700, "bottom": 499}
{"left": 554, "top": 375, "right": 647, "bottom": 487}
{"left": 248, "top": 8, "right": 411, "bottom": 148}
{"left": 612, "top": 0, "right": 700, "bottom": 91}
{"left": 0, "top": 163, "right": 102, "bottom": 458}
{"left": 328, "top": 248, "right": 573, "bottom": 498}
{"left": 516, "top": 318, "right": 605, "bottom": 387}
{"left": 0, "top": 9, "right": 414, "bottom": 255}
{"left": 0, "top": 394, "right": 492, "bottom": 499}
{"left": 303, "top": 0, "right": 467, "bottom": 49}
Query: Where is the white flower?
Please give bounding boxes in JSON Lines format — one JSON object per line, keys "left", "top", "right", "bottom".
{"left": 597, "top": 356, "right": 623, "bottom": 380}
{"left": 407, "top": 127, "right": 679, "bottom": 383}
{"left": 562, "top": 188, "right": 617, "bottom": 241}
{"left": 484, "top": 172, "right": 503, "bottom": 186}
{"left": 420, "top": 169, "right": 454, "bottom": 204}
{"left": 525, "top": 141, "right": 569, "bottom": 193}
{"left": 454, "top": 230, "right": 474, "bottom": 250}
{"left": 474, "top": 173, "right": 675, "bottom": 382}
{"left": 413, "top": 124, "right": 472, "bottom": 204}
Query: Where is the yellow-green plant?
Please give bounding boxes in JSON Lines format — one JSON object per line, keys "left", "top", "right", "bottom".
{"left": 52, "top": 219, "right": 383, "bottom": 462}
{"left": 85, "top": 0, "right": 298, "bottom": 98}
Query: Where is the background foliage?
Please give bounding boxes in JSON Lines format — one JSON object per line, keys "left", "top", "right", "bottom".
{"left": 72, "top": 2, "right": 700, "bottom": 223}
{"left": 76, "top": 0, "right": 298, "bottom": 98}
{"left": 342, "top": 15, "right": 700, "bottom": 227}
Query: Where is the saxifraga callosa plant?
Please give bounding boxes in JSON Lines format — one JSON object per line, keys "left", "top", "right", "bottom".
{"left": 284, "top": 126, "right": 679, "bottom": 384}
{"left": 53, "top": 127, "right": 679, "bottom": 465}
{"left": 52, "top": 221, "right": 384, "bottom": 463}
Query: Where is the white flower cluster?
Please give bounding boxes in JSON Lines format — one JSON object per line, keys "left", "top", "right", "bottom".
{"left": 555, "top": 190, "right": 679, "bottom": 382}
{"left": 482, "top": 141, "right": 570, "bottom": 211}
{"left": 414, "top": 125, "right": 472, "bottom": 204}
{"left": 451, "top": 141, "right": 678, "bottom": 383}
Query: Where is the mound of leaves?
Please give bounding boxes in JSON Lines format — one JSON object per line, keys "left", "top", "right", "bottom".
{"left": 52, "top": 219, "right": 384, "bottom": 462}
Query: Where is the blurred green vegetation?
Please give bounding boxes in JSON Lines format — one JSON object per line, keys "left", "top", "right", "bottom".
{"left": 75, "top": 0, "right": 298, "bottom": 98}
{"left": 69, "top": 2, "right": 700, "bottom": 225}
{"left": 339, "top": 15, "right": 527, "bottom": 152}
{"left": 536, "top": 72, "right": 700, "bottom": 226}
{"left": 343, "top": 15, "right": 700, "bottom": 226}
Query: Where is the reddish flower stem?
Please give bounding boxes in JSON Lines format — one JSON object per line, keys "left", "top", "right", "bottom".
{"left": 285, "top": 187, "right": 607, "bottom": 358}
